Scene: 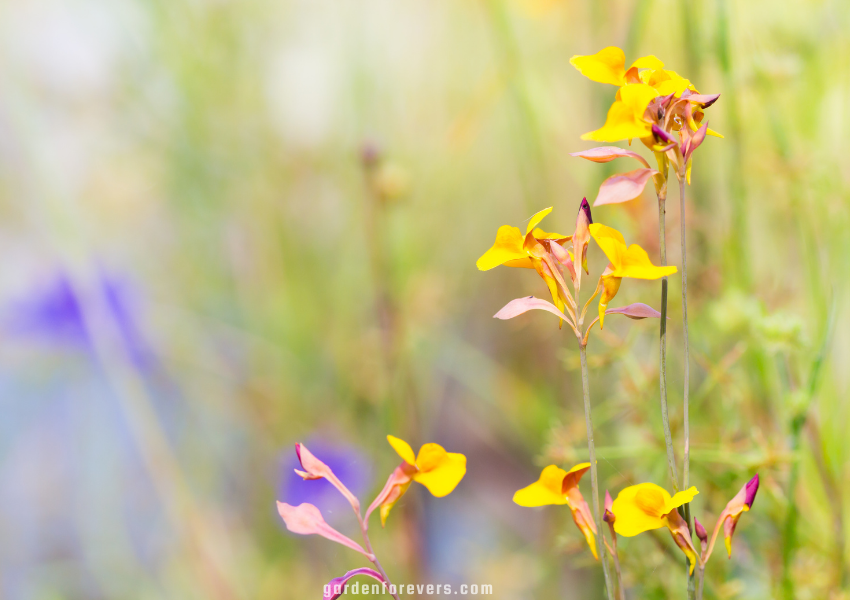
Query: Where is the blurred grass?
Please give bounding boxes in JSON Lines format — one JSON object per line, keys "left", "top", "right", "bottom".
{"left": 0, "top": 0, "right": 848, "bottom": 598}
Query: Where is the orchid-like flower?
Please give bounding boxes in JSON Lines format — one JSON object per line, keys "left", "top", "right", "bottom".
{"left": 513, "top": 463, "right": 599, "bottom": 558}
{"left": 570, "top": 46, "right": 721, "bottom": 196}
{"left": 610, "top": 483, "right": 701, "bottom": 574}
{"left": 704, "top": 474, "right": 760, "bottom": 561}
{"left": 365, "top": 435, "right": 466, "bottom": 526}
{"left": 588, "top": 223, "right": 677, "bottom": 329}
{"left": 480, "top": 200, "right": 666, "bottom": 344}
{"left": 477, "top": 207, "right": 573, "bottom": 319}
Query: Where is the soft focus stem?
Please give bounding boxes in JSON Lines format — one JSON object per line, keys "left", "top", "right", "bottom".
{"left": 606, "top": 525, "right": 626, "bottom": 600}
{"left": 696, "top": 565, "right": 705, "bottom": 600}
{"left": 679, "top": 166, "right": 695, "bottom": 599}
{"left": 358, "top": 514, "right": 400, "bottom": 600}
{"left": 657, "top": 185, "right": 680, "bottom": 492}
{"left": 579, "top": 343, "right": 615, "bottom": 600}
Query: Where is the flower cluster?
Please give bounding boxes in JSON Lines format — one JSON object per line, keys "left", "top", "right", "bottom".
{"left": 477, "top": 199, "right": 674, "bottom": 342}
{"left": 569, "top": 46, "right": 721, "bottom": 206}
{"left": 277, "top": 438, "right": 466, "bottom": 600}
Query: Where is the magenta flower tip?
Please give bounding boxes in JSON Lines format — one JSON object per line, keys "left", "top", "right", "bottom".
{"left": 744, "top": 474, "right": 759, "bottom": 509}
{"left": 294, "top": 442, "right": 303, "bottom": 463}
{"left": 694, "top": 517, "right": 707, "bottom": 542}
{"left": 579, "top": 197, "right": 593, "bottom": 224}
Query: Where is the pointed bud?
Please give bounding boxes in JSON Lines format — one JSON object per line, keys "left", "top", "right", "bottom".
{"left": 694, "top": 516, "right": 708, "bottom": 555}
{"left": 572, "top": 198, "right": 593, "bottom": 287}
{"left": 744, "top": 474, "right": 759, "bottom": 509}
{"left": 603, "top": 490, "right": 616, "bottom": 525}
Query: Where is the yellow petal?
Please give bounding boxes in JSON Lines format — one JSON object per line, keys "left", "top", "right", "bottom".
{"left": 582, "top": 84, "right": 658, "bottom": 142}
{"left": 503, "top": 257, "right": 535, "bottom": 269}
{"left": 379, "top": 480, "right": 412, "bottom": 526}
{"left": 387, "top": 435, "right": 417, "bottom": 466}
{"left": 630, "top": 55, "right": 664, "bottom": 71}
{"left": 588, "top": 223, "right": 627, "bottom": 266}
{"left": 513, "top": 465, "right": 570, "bottom": 507}
{"left": 611, "top": 483, "right": 671, "bottom": 537}
{"left": 569, "top": 47, "right": 626, "bottom": 86}
{"left": 531, "top": 227, "right": 570, "bottom": 241}
{"left": 476, "top": 225, "right": 527, "bottom": 271}
{"left": 665, "top": 486, "right": 699, "bottom": 514}
{"left": 598, "top": 274, "right": 622, "bottom": 329}
{"left": 526, "top": 207, "right": 553, "bottom": 234}
{"left": 645, "top": 69, "right": 693, "bottom": 96}
{"left": 413, "top": 444, "right": 466, "bottom": 497}
{"left": 616, "top": 245, "right": 678, "bottom": 279}
{"left": 707, "top": 127, "right": 724, "bottom": 139}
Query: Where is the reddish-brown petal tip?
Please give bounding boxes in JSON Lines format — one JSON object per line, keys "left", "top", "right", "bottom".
{"left": 652, "top": 124, "right": 676, "bottom": 144}
{"left": 580, "top": 198, "right": 593, "bottom": 224}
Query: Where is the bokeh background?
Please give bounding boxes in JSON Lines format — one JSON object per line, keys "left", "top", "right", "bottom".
{"left": 1, "top": 0, "right": 848, "bottom": 598}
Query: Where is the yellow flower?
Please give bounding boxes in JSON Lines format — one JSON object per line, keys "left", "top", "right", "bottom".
{"left": 570, "top": 47, "right": 664, "bottom": 87}
{"left": 514, "top": 464, "right": 599, "bottom": 559}
{"left": 639, "top": 68, "right": 696, "bottom": 97}
{"left": 580, "top": 83, "right": 660, "bottom": 142}
{"left": 477, "top": 207, "right": 573, "bottom": 316}
{"left": 367, "top": 435, "right": 467, "bottom": 526}
{"left": 611, "top": 482, "right": 701, "bottom": 574}
{"left": 588, "top": 223, "right": 677, "bottom": 327}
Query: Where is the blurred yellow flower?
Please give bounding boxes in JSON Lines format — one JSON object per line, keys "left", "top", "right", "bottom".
{"left": 367, "top": 435, "right": 467, "bottom": 526}
{"left": 611, "top": 482, "right": 700, "bottom": 574}
{"left": 514, "top": 463, "right": 599, "bottom": 558}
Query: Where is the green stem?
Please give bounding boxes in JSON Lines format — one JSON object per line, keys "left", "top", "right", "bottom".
{"left": 680, "top": 169, "right": 695, "bottom": 600}
{"left": 657, "top": 187, "right": 680, "bottom": 492}
{"left": 697, "top": 566, "right": 705, "bottom": 600}
{"left": 579, "top": 344, "right": 615, "bottom": 600}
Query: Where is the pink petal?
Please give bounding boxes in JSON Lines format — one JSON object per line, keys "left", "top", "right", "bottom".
{"left": 295, "top": 443, "right": 361, "bottom": 512}
{"left": 324, "top": 568, "right": 387, "bottom": 600}
{"left": 494, "top": 296, "right": 569, "bottom": 322}
{"left": 605, "top": 303, "right": 662, "bottom": 319}
{"left": 684, "top": 92, "right": 720, "bottom": 108}
{"left": 570, "top": 147, "right": 650, "bottom": 169}
{"left": 684, "top": 123, "right": 708, "bottom": 162}
{"left": 364, "top": 463, "right": 414, "bottom": 525}
{"left": 277, "top": 502, "right": 372, "bottom": 558}
{"left": 593, "top": 168, "right": 658, "bottom": 206}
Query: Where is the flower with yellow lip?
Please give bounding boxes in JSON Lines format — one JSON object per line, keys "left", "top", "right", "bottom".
{"left": 570, "top": 47, "right": 664, "bottom": 87}
{"left": 581, "top": 83, "right": 661, "bottom": 142}
{"left": 611, "top": 482, "right": 701, "bottom": 574}
{"left": 588, "top": 223, "right": 677, "bottom": 328}
{"left": 365, "top": 435, "right": 466, "bottom": 527}
{"left": 477, "top": 207, "right": 573, "bottom": 318}
{"left": 514, "top": 463, "right": 599, "bottom": 559}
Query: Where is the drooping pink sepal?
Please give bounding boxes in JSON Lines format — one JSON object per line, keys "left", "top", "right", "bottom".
{"left": 494, "top": 296, "right": 570, "bottom": 322}
{"left": 277, "top": 502, "right": 374, "bottom": 559}
{"left": 364, "top": 462, "right": 416, "bottom": 527}
{"left": 605, "top": 303, "right": 662, "bottom": 319}
{"left": 594, "top": 168, "right": 659, "bottom": 206}
{"left": 570, "top": 147, "right": 650, "bottom": 168}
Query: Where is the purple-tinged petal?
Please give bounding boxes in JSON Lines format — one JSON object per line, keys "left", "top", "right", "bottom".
{"left": 684, "top": 123, "right": 708, "bottom": 162}
{"left": 277, "top": 502, "right": 373, "bottom": 558}
{"left": 744, "top": 474, "right": 759, "bottom": 509}
{"left": 694, "top": 517, "right": 708, "bottom": 544}
{"left": 594, "top": 168, "right": 658, "bottom": 206}
{"left": 324, "top": 568, "right": 387, "bottom": 600}
{"left": 603, "top": 490, "right": 616, "bottom": 525}
{"left": 579, "top": 197, "right": 593, "bottom": 225}
{"left": 293, "top": 443, "right": 362, "bottom": 513}
{"left": 651, "top": 124, "right": 677, "bottom": 144}
{"left": 494, "top": 296, "right": 570, "bottom": 322}
{"left": 570, "top": 147, "right": 650, "bottom": 169}
{"left": 685, "top": 93, "right": 720, "bottom": 108}
{"left": 364, "top": 462, "right": 415, "bottom": 527}
{"left": 605, "top": 303, "right": 662, "bottom": 320}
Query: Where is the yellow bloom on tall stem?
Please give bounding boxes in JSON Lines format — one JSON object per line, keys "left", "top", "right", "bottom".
{"left": 514, "top": 463, "right": 599, "bottom": 559}
{"left": 611, "top": 483, "right": 701, "bottom": 574}
{"left": 366, "top": 435, "right": 466, "bottom": 526}
{"left": 477, "top": 207, "right": 573, "bottom": 318}
{"left": 569, "top": 47, "right": 664, "bottom": 87}
{"left": 588, "top": 223, "right": 676, "bottom": 328}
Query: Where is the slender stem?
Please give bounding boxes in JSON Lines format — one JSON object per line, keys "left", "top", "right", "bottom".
{"left": 679, "top": 169, "right": 695, "bottom": 599}
{"left": 579, "top": 344, "right": 615, "bottom": 600}
{"left": 657, "top": 186, "right": 680, "bottom": 492}
{"left": 359, "top": 516, "right": 400, "bottom": 600}
{"left": 697, "top": 566, "right": 705, "bottom": 600}
{"left": 606, "top": 526, "right": 626, "bottom": 600}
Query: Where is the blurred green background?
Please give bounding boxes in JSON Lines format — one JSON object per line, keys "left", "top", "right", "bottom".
{"left": 0, "top": 0, "right": 847, "bottom": 598}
